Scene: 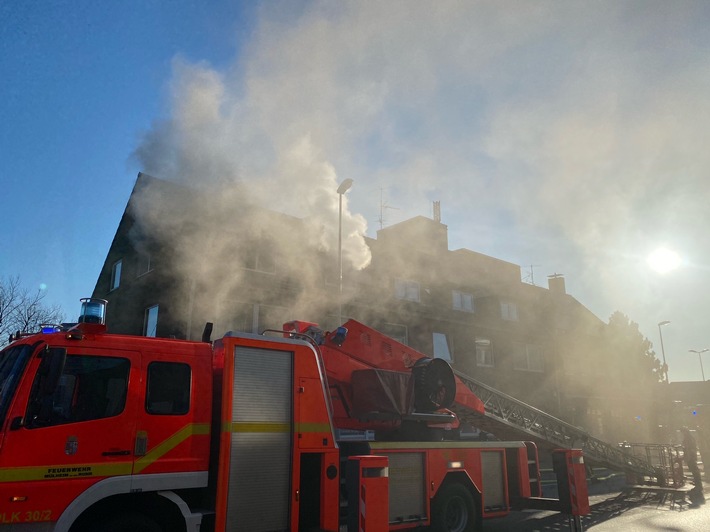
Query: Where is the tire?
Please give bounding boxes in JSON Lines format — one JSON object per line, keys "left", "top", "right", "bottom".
{"left": 430, "top": 483, "right": 479, "bottom": 532}
{"left": 99, "top": 513, "right": 163, "bottom": 532}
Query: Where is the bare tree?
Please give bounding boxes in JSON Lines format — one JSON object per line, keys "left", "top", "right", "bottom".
{"left": 0, "top": 276, "right": 22, "bottom": 335}
{"left": 0, "top": 276, "right": 65, "bottom": 344}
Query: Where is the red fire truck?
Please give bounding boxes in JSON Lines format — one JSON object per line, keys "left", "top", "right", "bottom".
{"left": 0, "top": 299, "right": 589, "bottom": 531}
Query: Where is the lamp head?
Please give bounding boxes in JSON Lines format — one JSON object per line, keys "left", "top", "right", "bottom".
{"left": 337, "top": 178, "right": 353, "bottom": 194}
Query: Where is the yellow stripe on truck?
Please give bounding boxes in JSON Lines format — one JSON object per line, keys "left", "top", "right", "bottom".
{"left": 0, "top": 462, "right": 132, "bottom": 483}
{"left": 225, "top": 421, "right": 331, "bottom": 433}
{"left": 227, "top": 422, "right": 291, "bottom": 433}
{"left": 0, "top": 423, "right": 211, "bottom": 482}
{"left": 297, "top": 422, "right": 332, "bottom": 433}
{"left": 133, "top": 423, "right": 211, "bottom": 474}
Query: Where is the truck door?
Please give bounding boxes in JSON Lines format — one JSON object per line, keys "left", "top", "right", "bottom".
{"left": 131, "top": 350, "right": 210, "bottom": 482}
{"left": 0, "top": 346, "right": 139, "bottom": 525}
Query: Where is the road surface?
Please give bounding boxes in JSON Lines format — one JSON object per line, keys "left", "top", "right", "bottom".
{"left": 484, "top": 481, "right": 709, "bottom": 531}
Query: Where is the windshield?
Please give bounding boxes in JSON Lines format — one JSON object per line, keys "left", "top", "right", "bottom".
{"left": 0, "top": 343, "right": 37, "bottom": 429}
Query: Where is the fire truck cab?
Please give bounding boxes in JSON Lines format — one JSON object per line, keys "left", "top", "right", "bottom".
{"left": 0, "top": 314, "right": 213, "bottom": 530}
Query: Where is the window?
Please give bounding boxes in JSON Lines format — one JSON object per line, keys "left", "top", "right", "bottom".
{"left": 0, "top": 344, "right": 34, "bottom": 427}
{"left": 513, "top": 343, "right": 544, "bottom": 372}
{"left": 501, "top": 302, "right": 518, "bottom": 321}
{"left": 452, "top": 290, "right": 474, "bottom": 312}
{"left": 378, "top": 323, "right": 408, "bottom": 345}
{"left": 475, "top": 337, "right": 493, "bottom": 367}
{"left": 433, "top": 333, "right": 452, "bottom": 362}
{"left": 144, "top": 305, "right": 159, "bottom": 337}
{"left": 146, "top": 362, "right": 191, "bottom": 415}
{"left": 137, "top": 252, "right": 153, "bottom": 276}
{"left": 110, "top": 260, "right": 122, "bottom": 291}
{"left": 395, "top": 279, "right": 420, "bottom": 302}
{"left": 243, "top": 242, "right": 276, "bottom": 273}
{"left": 26, "top": 355, "right": 130, "bottom": 427}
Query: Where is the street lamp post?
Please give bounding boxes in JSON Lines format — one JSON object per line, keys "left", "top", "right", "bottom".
{"left": 658, "top": 320, "right": 670, "bottom": 383}
{"left": 689, "top": 348, "right": 709, "bottom": 381}
{"left": 337, "top": 178, "right": 353, "bottom": 324}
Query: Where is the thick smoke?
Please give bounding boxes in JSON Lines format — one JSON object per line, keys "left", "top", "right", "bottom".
{"left": 132, "top": 1, "right": 710, "bottom": 375}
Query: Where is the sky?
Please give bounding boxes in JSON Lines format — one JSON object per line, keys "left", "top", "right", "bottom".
{"left": 2, "top": 1, "right": 710, "bottom": 382}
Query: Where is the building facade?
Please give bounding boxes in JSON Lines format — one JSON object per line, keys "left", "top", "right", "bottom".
{"left": 93, "top": 173, "right": 662, "bottom": 444}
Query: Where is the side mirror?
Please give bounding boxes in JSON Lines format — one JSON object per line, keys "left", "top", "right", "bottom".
{"left": 10, "top": 416, "right": 24, "bottom": 431}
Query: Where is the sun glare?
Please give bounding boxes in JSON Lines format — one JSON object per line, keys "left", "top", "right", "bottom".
{"left": 647, "top": 247, "right": 681, "bottom": 274}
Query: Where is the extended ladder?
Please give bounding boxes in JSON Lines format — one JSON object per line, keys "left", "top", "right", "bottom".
{"left": 452, "top": 369, "right": 659, "bottom": 479}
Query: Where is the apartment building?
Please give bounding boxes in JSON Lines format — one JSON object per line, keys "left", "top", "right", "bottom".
{"left": 93, "top": 172, "right": 660, "bottom": 443}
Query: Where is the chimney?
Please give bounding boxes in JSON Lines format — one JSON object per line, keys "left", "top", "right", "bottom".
{"left": 548, "top": 273, "right": 566, "bottom": 294}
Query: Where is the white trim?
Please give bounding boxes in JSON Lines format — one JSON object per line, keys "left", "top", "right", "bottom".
{"left": 54, "top": 472, "right": 208, "bottom": 532}
{"left": 158, "top": 490, "right": 204, "bottom": 532}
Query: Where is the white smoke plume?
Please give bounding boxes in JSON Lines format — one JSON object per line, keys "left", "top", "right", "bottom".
{"left": 132, "top": 1, "right": 710, "bottom": 375}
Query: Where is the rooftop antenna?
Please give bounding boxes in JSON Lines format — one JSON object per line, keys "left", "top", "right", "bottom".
{"left": 523, "top": 264, "right": 542, "bottom": 285}
{"left": 378, "top": 188, "right": 400, "bottom": 229}
{"left": 433, "top": 201, "right": 441, "bottom": 223}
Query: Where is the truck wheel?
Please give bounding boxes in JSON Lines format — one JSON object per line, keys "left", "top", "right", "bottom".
{"left": 430, "top": 483, "right": 478, "bottom": 532}
{"left": 100, "top": 513, "right": 162, "bottom": 532}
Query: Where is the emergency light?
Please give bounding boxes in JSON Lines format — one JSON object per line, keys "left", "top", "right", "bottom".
{"left": 78, "top": 297, "right": 107, "bottom": 325}
{"left": 331, "top": 326, "right": 348, "bottom": 346}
